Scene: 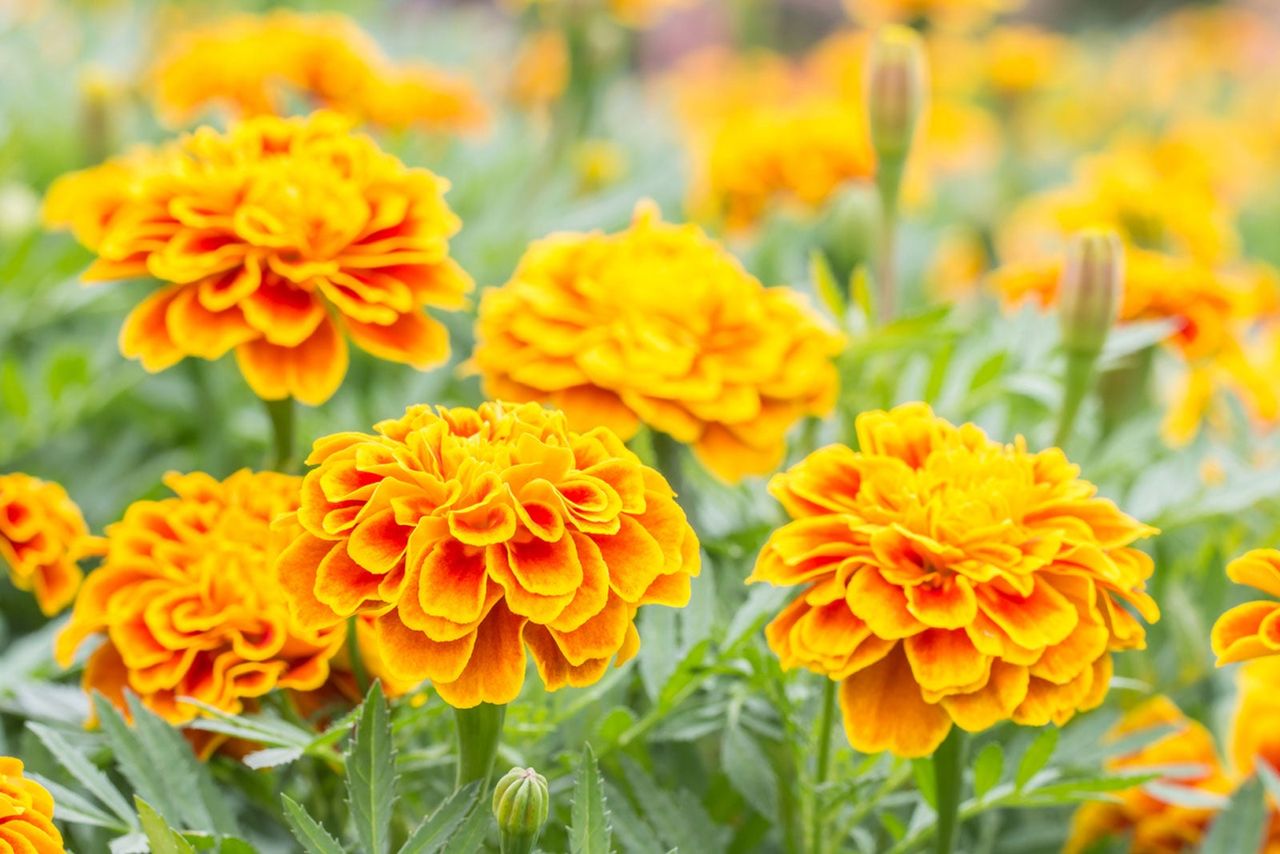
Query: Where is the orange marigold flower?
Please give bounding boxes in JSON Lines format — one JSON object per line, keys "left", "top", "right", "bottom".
{"left": 749, "top": 402, "right": 1160, "bottom": 757}
{"left": 274, "top": 400, "right": 701, "bottom": 709}
{"left": 469, "top": 202, "right": 843, "bottom": 482}
{"left": 0, "top": 473, "right": 103, "bottom": 616}
{"left": 55, "top": 471, "right": 345, "bottom": 724}
{"left": 1230, "top": 657, "right": 1280, "bottom": 779}
{"left": 148, "top": 11, "right": 487, "bottom": 134}
{"left": 0, "top": 757, "right": 64, "bottom": 854}
{"left": 1212, "top": 549, "right": 1280, "bottom": 665}
{"left": 43, "top": 111, "right": 472, "bottom": 406}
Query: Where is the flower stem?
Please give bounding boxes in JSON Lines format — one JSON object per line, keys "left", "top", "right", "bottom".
{"left": 1054, "top": 350, "right": 1099, "bottom": 448}
{"left": 265, "top": 396, "right": 296, "bottom": 472}
{"left": 874, "top": 157, "right": 905, "bottom": 326}
{"left": 809, "top": 678, "right": 838, "bottom": 854}
{"left": 933, "top": 728, "right": 966, "bottom": 854}
{"left": 345, "top": 616, "right": 370, "bottom": 699}
{"left": 453, "top": 703, "right": 507, "bottom": 791}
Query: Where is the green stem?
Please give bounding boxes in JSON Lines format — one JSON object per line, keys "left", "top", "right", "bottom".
{"left": 1097, "top": 344, "right": 1155, "bottom": 438}
{"left": 1054, "top": 349, "right": 1100, "bottom": 448}
{"left": 809, "top": 678, "right": 838, "bottom": 854}
{"left": 346, "top": 616, "right": 370, "bottom": 699}
{"left": 933, "top": 728, "right": 966, "bottom": 854}
{"left": 453, "top": 703, "right": 507, "bottom": 790}
{"left": 874, "top": 158, "right": 905, "bottom": 326}
{"left": 265, "top": 396, "right": 296, "bottom": 472}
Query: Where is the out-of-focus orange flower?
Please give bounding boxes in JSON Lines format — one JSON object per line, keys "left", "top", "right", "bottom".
{"left": 469, "top": 202, "right": 843, "bottom": 482}
{"left": 750, "top": 403, "right": 1159, "bottom": 757}
{"left": 43, "top": 112, "right": 471, "bottom": 406}
{"left": 981, "top": 25, "right": 1071, "bottom": 97}
{"left": 148, "top": 11, "right": 487, "bottom": 134}
{"left": 1230, "top": 657, "right": 1280, "bottom": 779}
{"left": 0, "top": 757, "right": 64, "bottom": 854}
{"left": 509, "top": 29, "right": 569, "bottom": 112}
{"left": 927, "top": 226, "right": 988, "bottom": 302}
{"left": 1065, "top": 697, "right": 1234, "bottom": 854}
{"left": 0, "top": 473, "right": 103, "bottom": 616}
{"left": 275, "top": 401, "right": 701, "bottom": 708}
{"left": 1213, "top": 549, "right": 1280, "bottom": 665}
{"left": 56, "top": 471, "right": 345, "bottom": 724}
{"left": 292, "top": 616, "right": 420, "bottom": 718}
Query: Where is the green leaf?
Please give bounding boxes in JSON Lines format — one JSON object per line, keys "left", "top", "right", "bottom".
{"left": 135, "top": 797, "right": 195, "bottom": 854}
{"left": 619, "top": 756, "right": 724, "bottom": 853}
{"left": 570, "top": 744, "right": 611, "bottom": 854}
{"left": 602, "top": 783, "right": 665, "bottom": 854}
{"left": 346, "top": 682, "right": 398, "bottom": 854}
{"left": 809, "top": 248, "right": 846, "bottom": 321}
{"left": 399, "top": 781, "right": 483, "bottom": 854}
{"left": 26, "top": 723, "right": 136, "bottom": 828}
{"left": 1258, "top": 760, "right": 1280, "bottom": 804}
{"left": 281, "top": 795, "right": 346, "bottom": 854}
{"left": 911, "top": 758, "right": 937, "bottom": 809}
{"left": 722, "top": 723, "right": 779, "bottom": 821}
{"left": 1015, "top": 727, "right": 1059, "bottom": 790}
{"left": 851, "top": 266, "right": 873, "bottom": 324}
{"left": 1201, "top": 776, "right": 1267, "bottom": 854}
{"left": 972, "top": 742, "right": 1003, "bottom": 800}
{"left": 92, "top": 696, "right": 188, "bottom": 827}
{"left": 179, "top": 698, "right": 314, "bottom": 750}
{"left": 26, "top": 772, "right": 128, "bottom": 831}
{"left": 243, "top": 746, "right": 304, "bottom": 770}
{"left": 637, "top": 608, "right": 678, "bottom": 703}
{"left": 440, "top": 800, "right": 493, "bottom": 854}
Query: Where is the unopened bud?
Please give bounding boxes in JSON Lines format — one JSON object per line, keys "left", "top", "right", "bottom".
{"left": 866, "top": 26, "right": 928, "bottom": 161}
{"left": 1058, "top": 230, "right": 1124, "bottom": 355}
{"left": 493, "top": 767, "right": 549, "bottom": 854}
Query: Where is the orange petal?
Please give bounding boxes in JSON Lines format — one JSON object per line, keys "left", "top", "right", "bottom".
{"left": 375, "top": 610, "right": 475, "bottom": 684}
{"left": 904, "top": 628, "right": 991, "bottom": 697}
{"left": 975, "top": 578, "right": 1078, "bottom": 651}
{"left": 414, "top": 538, "right": 490, "bottom": 624}
{"left": 347, "top": 508, "right": 411, "bottom": 574}
{"left": 941, "top": 661, "right": 1030, "bottom": 732}
{"left": 120, "top": 284, "right": 188, "bottom": 372}
{"left": 845, "top": 566, "right": 923, "bottom": 639}
{"left": 548, "top": 592, "right": 629, "bottom": 666}
{"left": 838, "top": 644, "right": 953, "bottom": 758}
{"left": 1227, "top": 549, "right": 1280, "bottom": 599}
{"left": 1212, "top": 601, "right": 1280, "bottom": 664}
{"left": 432, "top": 602, "right": 529, "bottom": 708}
{"left": 276, "top": 532, "right": 347, "bottom": 629}
{"left": 314, "top": 540, "right": 382, "bottom": 616}
{"left": 346, "top": 311, "right": 450, "bottom": 369}
{"left": 525, "top": 623, "right": 613, "bottom": 692}
{"left": 235, "top": 314, "right": 348, "bottom": 405}
{"left": 904, "top": 575, "right": 978, "bottom": 629}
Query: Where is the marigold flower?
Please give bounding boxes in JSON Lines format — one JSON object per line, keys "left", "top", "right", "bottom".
{"left": 148, "top": 11, "right": 487, "bottom": 134}
{"left": 1212, "top": 549, "right": 1280, "bottom": 665}
{"left": 509, "top": 30, "right": 569, "bottom": 112}
{"left": 0, "top": 757, "right": 64, "bottom": 854}
{"left": 470, "top": 203, "right": 842, "bottom": 482}
{"left": 43, "top": 111, "right": 471, "bottom": 406}
{"left": 274, "top": 401, "right": 701, "bottom": 708}
{"left": 0, "top": 473, "right": 103, "bottom": 616}
{"left": 56, "top": 471, "right": 345, "bottom": 724}
{"left": 749, "top": 403, "right": 1159, "bottom": 757}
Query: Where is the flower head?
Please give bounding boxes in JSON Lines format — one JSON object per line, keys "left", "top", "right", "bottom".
{"left": 275, "top": 401, "right": 701, "bottom": 708}
{"left": 470, "top": 203, "right": 843, "bottom": 482}
{"left": 0, "top": 473, "right": 103, "bottom": 616}
{"left": 750, "top": 403, "right": 1159, "bottom": 757}
{"left": 43, "top": 111, "right": 471, "bottom": 405}
{"left": 56, "top": 471, "right": 345, "bottom": 724}
{"left": 0, "top": 757, "right": 64, "bottom": 854}
{"left": 1212, "top": 548, "right": 1280, "bottom": 665}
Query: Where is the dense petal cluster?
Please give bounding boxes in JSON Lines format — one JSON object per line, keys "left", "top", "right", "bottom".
{"left": 43, "top": 112, "right": 471, "bottom": 405}
{"left": 56, "top": 471, "right": 345, "bottom": 724}
{"left": 1212, "top": 549, "right": 1280, "bottom": 665}
{"left": 0, "top": 757, "right": 63, "bottom": 854}
{"left": 750, "top": 403, "right": 1159, "bottom": 757}
{"left": 470, "top": 203, "right": 843, "bottom": 482}
{"left": 148, "top": 11, "right": 487, "bottom": 133}
{"left": 0, "top": 473, "right": 102, "bottom": 616}
{"left": 275, "top": 401, "right": 701, "bottom": 708}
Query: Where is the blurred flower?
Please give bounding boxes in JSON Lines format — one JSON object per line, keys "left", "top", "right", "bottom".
{"left": 750, "top": 402, "right": 1159, "bottom": 757}
{"left": 1229, "top": 657, "right": 1280, "bottom": 778}
{"left": 291, "top": 616, "right": 419, "bottom": 718}
{"left": 56, "top": 471, "right": 345, "bottom": 725}
{"left": 980, "top": 25, "right": 1072, "bottom": 98}
{"left": 275, "top": 401, "right": 701, "bottom": 708}
{"left": 43, "top": 112, "right": 471, "bottom": 406}
{"left": 572, "top": 139, "right": 627, "bottom": 194}
{"left": 1213, "top": 549, "right": 1280, "bottom": 665}
{"left": 148, "top": 11, "right": 487, "bottom": 134}
{"left": 926, "top": 226, "right": 988, "bottom": 302}
{"left": 0, "top": 756, "right": 64, "bottom": 854}
{"left": 470, "top": 202, "right": 843, "bottom": 482}
{"left": 509, "top": 29, "right": 569, "bottom": 112}
{"left": 0, "top": 473, "right": 103, "bottom": 616}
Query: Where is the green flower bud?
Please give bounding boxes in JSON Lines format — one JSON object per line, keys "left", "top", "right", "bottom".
{"left": 866, "top": 26, "right": 928, "bottom": 162}
{"left": 1058, "top": 229, "right": 1124, "bottom": 355}
{"left": 493, "top": 766, "right": 549, "bottom": 854}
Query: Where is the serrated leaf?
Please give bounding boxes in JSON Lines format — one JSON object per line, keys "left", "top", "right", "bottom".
{"left": 346, "top": 682, "right": 398, "bottom": 854}
{"left": 570, "top": 744, "right": 611, "bottom": 854}
{"left": 92, "top": 696, "right": 188, "bottom": 828}
{"left": 602, "top": 783, "right": 665, "bottom": 854}
{"left": 26, "top": 723, "right": 135, "bottom": 828}
{"left": 972, "top": 743, "right": 1003, "bottom": 799}
{"left": 135, "top": 797, "right": 195, "bottom": 854}
{"left": 399, "top": 781, "right": 483, "bottom": 854}
{"left": 1015, "top": 727, "right": 1059, "bottom": 790}
{"left": 244, "top": 746, "right": 304, "bottom": 770}
{"left": 620, "top": 756, "right": 724, "bottom": 853}
{"left": 440, "top": 799, "right": 492, "bottom": 854}
{"left": 26, "top": 772, "right": 127, "bottom": 831}
{"left": 109, "top": 832, "right": 150, "bottom": 854}
{"left": 179, "top": 698, "right": 313, "bottom": 750}
{"left": 1201, "top": 776, "right": 1267, "bottom": 854}
{"left": 722, "top": 723, "right": 778, "bottom": 821}
{"left": 281, "top": 795, "right": 346, "bottom": 854}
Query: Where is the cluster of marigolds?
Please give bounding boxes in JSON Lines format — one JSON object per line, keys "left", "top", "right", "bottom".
{"left": 4, "top": 0, "right": 1280, "bottom": 851}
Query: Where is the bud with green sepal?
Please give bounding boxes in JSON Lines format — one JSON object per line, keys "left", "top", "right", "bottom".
{"left": 493, "top": 766, "right": 550, "bottom": 854}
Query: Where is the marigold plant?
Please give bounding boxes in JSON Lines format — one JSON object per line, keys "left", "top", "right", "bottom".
{"left": 0, "top": 473, "right": 102, "bottom": 616}
{"left": 43, "top": 111, "right": 471, "bottom": 405}
{"left": 274, "top": 400, "right": 701, "bottom": 708}
{"left": 470, "top": 202, "right": 843, "bottom": 482}
{"left": 749, "top": 402, "right": 1159, "bottom": 757}
{"left": 1212, "top": 548, "right": 1280, "bottom": 664}
{"left": 0, "top": 757, "right": 64, "bottom": 854}
{"left": 56, "top": 470, "right": 346, "bottom": 724}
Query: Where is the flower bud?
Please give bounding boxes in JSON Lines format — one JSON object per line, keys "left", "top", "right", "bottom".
{"left": 493, "top": 766, "right": 549, "bottom": 854}
{"left": 865, "top": 26, "right": 928, "bottom": 162}
{"left": 1058, "top": 229, "right": 1124, "bottom": 355}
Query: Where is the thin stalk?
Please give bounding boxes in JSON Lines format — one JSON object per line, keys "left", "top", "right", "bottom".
{"left": 1054, "top": 350, "right": 1100, "bottom": 447}
{"left": 933, "top": 728, "right": 967, "bottom": 854}
{"left": 809, "top": 678, "right": 839, "bottom": 854}
{"left": 874, "top": 157, "right": 905, "bottom": 325}
{"left": 345, "top": 616, "right": 370, "bottom": 699}
{"left": 453, "top": 703, "right": 507, "bottom": 790}
{"left": 265, "top": 396, "right": 296, "bottom": 471}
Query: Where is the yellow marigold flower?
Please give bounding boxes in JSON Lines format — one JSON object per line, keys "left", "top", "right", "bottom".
{"left": 509, "top": 29, "right": 569, "bottom": 112}
{"left": 0, "top": 473, "right": 103, "bottom": 616}
{"left": 148, "top": 11, "right": 487, "bottom": 134}
{"left": 980, "top": 25, "right": 1070, "bottom": 97}
{"left": 1065, "top": 697, "right": 1234, "bottom": 854}
{"left": 1229, "top": 657, "right": 1280, "bottom": 778}
{"left": 0, "top": 757, "right": 64, "bottom": 854}
{"left": 274, "top": 401, "right": 701, "bottom": 709}
{"left": 42, "top": 111, "right": 471, "bottom": 406}
{"left": 1213, "top": 549, "right": 1280, "bottom": 665}
{"left": 56, "top": 471, "right": 345, "bottom": 724}
{"left": 749, "top": 403, "right": 1159, "bottom": 758}
{"left": 469, "top": 202, "right": 843, "bottom": 482}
